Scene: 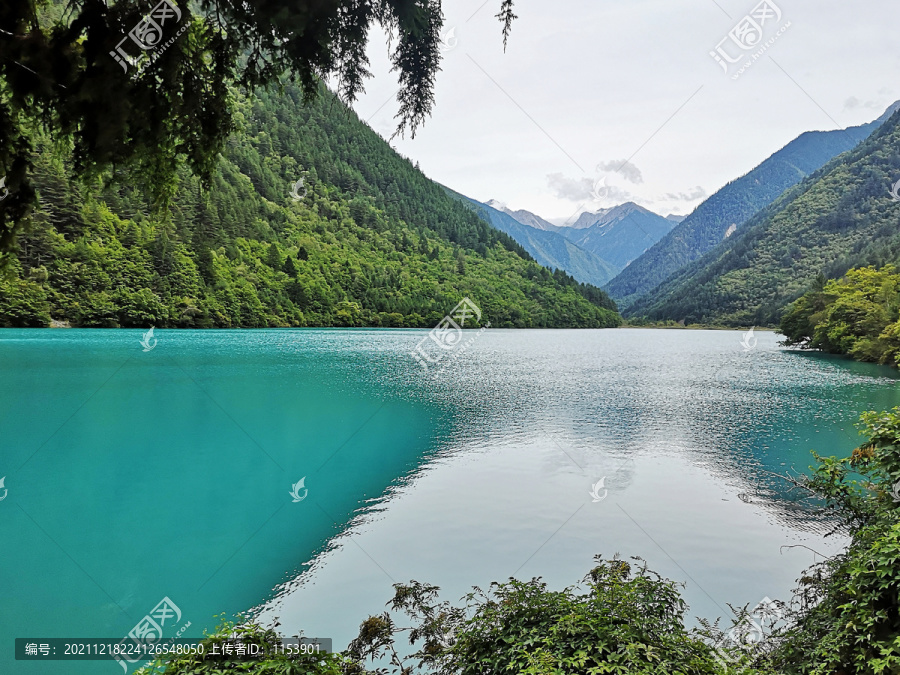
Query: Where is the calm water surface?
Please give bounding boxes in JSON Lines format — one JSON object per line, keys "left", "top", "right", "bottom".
{"left": 2, "top": 328, "right": 899, "bottom": 673}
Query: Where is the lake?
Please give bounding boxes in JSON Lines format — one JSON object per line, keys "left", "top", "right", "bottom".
{"left": 2, "top": 327, "right": 899, "bottom": 674}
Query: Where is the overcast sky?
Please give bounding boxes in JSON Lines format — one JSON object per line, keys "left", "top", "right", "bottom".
{"left": 348, "top": 0, "right": 898, "bottom": 224}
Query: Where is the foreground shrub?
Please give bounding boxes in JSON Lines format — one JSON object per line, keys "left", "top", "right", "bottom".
{"left": 763, "top": 409, "right": 900, "bottom": 674}
{"left": 346, "top": 557, "right": 727, "bottom": 675}
{"left": 137, "top": 619, "right": 347, "bottom": 675}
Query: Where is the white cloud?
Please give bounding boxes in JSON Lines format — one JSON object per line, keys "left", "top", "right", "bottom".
{"left": 546, "top": 173, "right": 634, "bottom": 203}
{"left": 595, "top": 159, "right": 643, "bottom": 184}
{"left": 843, "top": 96, "right": 882, "bottom": 112}
{"left": 665, "top": 186, "right": 708, "bottom": 202}
{"left": 546, "top": 173, "right": 593, "bottom": 201}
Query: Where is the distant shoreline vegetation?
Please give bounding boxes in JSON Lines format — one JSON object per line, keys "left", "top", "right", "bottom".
{"left": 780, "top": 265, "right": 900, "bottom": 367}
{"left": 622, "top": 319, "right": 776, "bottom": 331}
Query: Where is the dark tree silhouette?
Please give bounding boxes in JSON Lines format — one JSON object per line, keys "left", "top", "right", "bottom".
{"left": 0, "top": 0, "right": 516, "bottom": 262}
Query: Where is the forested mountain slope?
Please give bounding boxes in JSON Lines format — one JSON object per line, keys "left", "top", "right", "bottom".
{"left": 627, "top": 110, "right": 900, "bottom": 326}
{"left": 606, "top": 104, "right": 898, "bottom": 310}
{"left": 0, "top": 84, "right": 620, "bottom": 329}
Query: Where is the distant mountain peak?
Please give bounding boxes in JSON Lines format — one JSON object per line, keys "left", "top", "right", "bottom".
{"left": 552, "top": 204, "right": 676, "bottom": 270}
{"left": 470, "top": 197, "right": 676, "bottom": 281}
{"left": 455, "top": 195, "right": 619, "bottom": 288}
{"left": 570, "top": 202, "right": 665, "bottom": 230}
{"left": 486, "top": 202, "right": 559, "bottom": 231}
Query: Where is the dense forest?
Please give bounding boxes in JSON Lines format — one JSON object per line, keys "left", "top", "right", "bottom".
{"left": 608, "top": 108, "right": 893, "bottom": 312}
{"left": 624, "top": 108, "right": 900, "bottom": 326}
{"left": 0, "top": 84, "right": 620, "bottom": 329}
{"left": 780, "top": 265, "right": 900, "bottom": 365}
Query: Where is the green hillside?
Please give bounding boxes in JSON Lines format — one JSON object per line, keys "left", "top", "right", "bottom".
{"left": 626, "top": 111, "right": 900, "bottom": 326}
{"left": 607, "top": 110, "right": 892, "bottom": 311}
{"left": 0, "top": 84, "right": 620, "bottom": 329}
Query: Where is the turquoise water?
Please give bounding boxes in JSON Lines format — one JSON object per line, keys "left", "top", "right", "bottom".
{"left": 2, "top": 328, "right": 899, "bottom": 673}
